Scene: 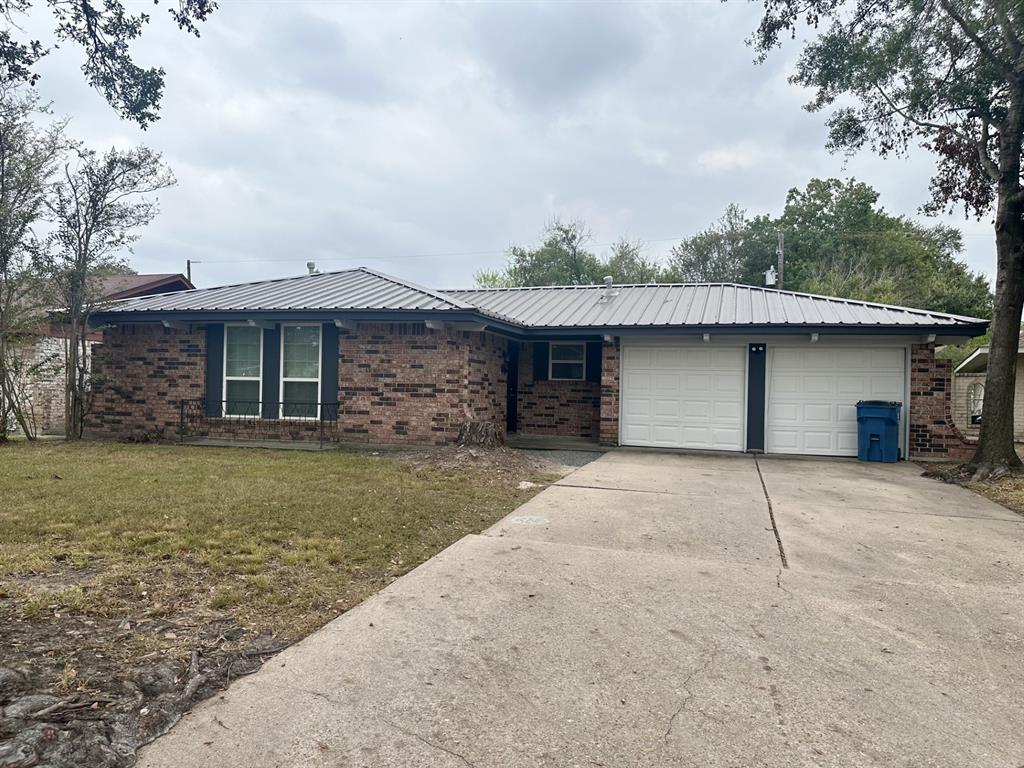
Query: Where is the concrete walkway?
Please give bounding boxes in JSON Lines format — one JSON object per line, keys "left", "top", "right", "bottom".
{"left": 138, "top": 452, "right": 1024, "bottom": 768}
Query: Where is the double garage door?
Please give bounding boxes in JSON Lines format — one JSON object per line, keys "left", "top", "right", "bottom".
{"left": 620, "top": 343, "right": 906, "bottom": 456}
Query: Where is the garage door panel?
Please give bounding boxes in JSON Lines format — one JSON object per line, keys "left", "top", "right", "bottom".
{"left": 714, "top": 401, "right": 743, "bottom": 420}
{"left": 653, "top": 399, "right": 680, "bottom": 417}
{"left": 767, "top": 346, "right": 905, "bottom": 457}
{"left": 871, "top": 348, "right": 905, "bottom": 367}
{"left": 837, "top": 431, "right": 859, "bottom": 453}
{"left": 837, "top": 376, "right": 868, "bottom": 396}
{"left": 804, "top": 403, "right": 833, "bottom": 423}
{"left": 621, "top": 344, "right": 745, "bottom": 451}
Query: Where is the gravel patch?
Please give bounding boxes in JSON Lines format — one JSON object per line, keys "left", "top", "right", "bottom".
{"left": 518, "top": 449, "right": 602, "bottom": 475}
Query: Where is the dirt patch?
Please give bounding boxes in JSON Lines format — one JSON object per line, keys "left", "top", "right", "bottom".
{"left": 919, "top": 462, "right": 1024, "bottom": 518}
{"left": 0, "top": 610, "right": 285, "bottom": 768}
{"left": 1, "top": 440, "right": 559, "bottom": 768}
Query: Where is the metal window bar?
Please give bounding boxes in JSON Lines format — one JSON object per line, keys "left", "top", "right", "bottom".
{"left": 179, "top": 399, "right": 340, "bottom": 449}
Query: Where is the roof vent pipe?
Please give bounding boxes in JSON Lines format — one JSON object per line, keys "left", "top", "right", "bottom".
{"left": 603, "top": 275, "right": 613, "bottom": 287}
{"left": 307, "top": 261, "right": 319, "bottom": 275}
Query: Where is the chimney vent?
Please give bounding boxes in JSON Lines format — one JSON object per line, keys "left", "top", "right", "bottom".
{"left": 307, "top": 261, "right": 319, "bottom": 275}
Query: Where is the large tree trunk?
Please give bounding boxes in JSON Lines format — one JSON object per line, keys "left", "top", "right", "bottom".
{"left": 970, "top": 87, "right": 1024, "bottom": 475}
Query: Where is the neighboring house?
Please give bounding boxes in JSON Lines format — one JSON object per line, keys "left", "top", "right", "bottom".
{"left": 86, "top": 267, "right": 986, "bottom": 460}
{"left": 14, "top": 273, "right": 194, "bottom": 435}
{"left": 951, "top": 334, "right": 1024, "bottom": 441}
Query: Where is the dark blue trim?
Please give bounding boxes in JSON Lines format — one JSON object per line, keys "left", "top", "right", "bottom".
{"left": 746, "top": 343, "right": 766, "bottom": 452}
{"left": 585, "top": 341, "right": 602, "bottom": 383}
{"left": 532, "top": 341, "right": 549, "bottom": 382}
{"left": 205, "top": 324, "right": 224, "bottom": 417}
{"left": 321, "top": 322, "right": 339, "bottom": 420}
{"left": 261, "top": 324, "right": 280, "bottom": 419}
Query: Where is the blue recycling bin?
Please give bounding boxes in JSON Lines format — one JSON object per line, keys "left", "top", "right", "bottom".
{"left": 856, "top": 401, "right": 902, "bottom": 463}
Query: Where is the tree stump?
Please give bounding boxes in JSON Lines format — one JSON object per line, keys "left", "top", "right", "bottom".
{"left": 457, "top": 421, "right": 503, "bottom": 448}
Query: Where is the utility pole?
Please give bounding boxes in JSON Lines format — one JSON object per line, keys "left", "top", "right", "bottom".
{"left": 776, "top": 230, "right": 785, "bottom": 290}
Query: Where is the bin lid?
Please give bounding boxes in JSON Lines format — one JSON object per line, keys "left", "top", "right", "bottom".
{"left": 856, "top": 400, "right": 902, "bottom": 407}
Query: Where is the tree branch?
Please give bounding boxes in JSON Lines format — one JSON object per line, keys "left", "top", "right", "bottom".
{"left": 976, "top": 116, "right": 1002, "bottom": 182}
{"left": 936, "top": 0, "right": 1014, "bottom": 81}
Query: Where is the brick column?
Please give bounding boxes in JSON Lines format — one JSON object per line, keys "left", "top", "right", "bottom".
{"left": 908, "top": 342, "right": 976, "bottom": 461}
{"left": 599, "top": 338, "right": 620, "bottom": 446}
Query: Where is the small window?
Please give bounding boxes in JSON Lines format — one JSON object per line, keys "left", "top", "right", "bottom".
{"left": 969, "top": 382, "right": 984, "bottom": 425}
{"left": 549, "top": 342, "right": 585, "bottom": 381}
{"left": 281, "top": 325, "right": 321, "bottom": 418}
{"left": 224, "top": 325, "right": 262, "bottom": 417}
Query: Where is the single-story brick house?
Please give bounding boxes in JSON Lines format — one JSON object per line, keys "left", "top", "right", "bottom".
{"left": 10, "top": 273, "right": 194, "bottom": 436}
{"left": 86, "top": 267, "right": 987, "bottom": 460}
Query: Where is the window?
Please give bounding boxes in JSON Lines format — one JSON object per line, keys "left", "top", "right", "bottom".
{"left": 549, "top": 342, "right": 585, "bottom": 381}
{"left": 224, "top": 325, "right": 262, "bottom": 416}
{"left": 281, "top": 324, "right": 321, "bottom": 418}
{"left": 969, "top": 382, "right": 984, "bottom": 425}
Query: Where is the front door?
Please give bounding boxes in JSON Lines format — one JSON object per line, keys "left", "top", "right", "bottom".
{"left": 506, "top": 340, "right": 519, "bottom": 433}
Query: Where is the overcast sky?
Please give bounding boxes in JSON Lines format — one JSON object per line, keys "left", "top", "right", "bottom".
{"left": 23, "top": 1, "right": 997, "bottom": 289}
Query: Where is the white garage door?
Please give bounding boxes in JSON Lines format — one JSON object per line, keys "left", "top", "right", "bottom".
{"left": 621, "top": 345, "right": 745, "bottom": 450}
{"left": 767, "top": 347, "right": 906, "bottom": 456}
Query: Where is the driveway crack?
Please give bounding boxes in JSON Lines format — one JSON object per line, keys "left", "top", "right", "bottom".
{"left": 664, "top": 651, "right": 719, "bottom": 744}
{"left": 381, "top": 718, "right": 477, "bottom": 767}
{"left": 753, "top": 455, "right": 788, "bottom": 569}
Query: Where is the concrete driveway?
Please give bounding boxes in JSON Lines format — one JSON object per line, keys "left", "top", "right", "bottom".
{"left": 138, "top": 452, "right": 1024, "bottom": 768}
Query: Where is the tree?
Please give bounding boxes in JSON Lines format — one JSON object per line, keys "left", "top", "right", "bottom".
{"left": 0, "top": 85, "right": 64, "bottom": 440}
{"left": 753, "top": 0, "right": 1024, "bottom": 474}
{"left": 604, "top": 239, "right": 663, "bottom": 283}
{"left": 1, "top": 0, "right": 217, "bottom": 128}
{"left": 669, "top": 179, "right": 992, "bottom": 319}
{"left": 665, "top": 204, "right": 766, "bottom": 283}
{"left": 48, "top": 146, "right": 174, "bottom": 438}
{"left": 476, "top": 220, "right": 667, "bottom": 288}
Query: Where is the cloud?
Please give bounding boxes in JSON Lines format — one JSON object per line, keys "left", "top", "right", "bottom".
{"left": 14, "top": 1, "right": 996, "bottom": 288}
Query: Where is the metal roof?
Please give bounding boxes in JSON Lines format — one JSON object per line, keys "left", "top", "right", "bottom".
{"left": 446, "top": 283, "right": 986, "bottom": 329}
{"left": 93, "top": 267, "right": 987, "bottom": 333}
{"left": 96, "top": 267, "right": 474, "bottom": 314}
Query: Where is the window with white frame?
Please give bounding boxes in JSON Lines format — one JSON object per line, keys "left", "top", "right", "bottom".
{"left": 224, "top": 325, "right": 262, "bottom": 416}
{"left": 969, "top": 382, "right": 984, "bottom": 424}
{"left": 281, "top": 324, "right": 321, "bottom": 418}
{"left": 549, "top": 342, "right": 585, "bottom": 381}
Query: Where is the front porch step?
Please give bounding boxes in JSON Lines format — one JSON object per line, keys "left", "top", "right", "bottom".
{"left": 506, "top": 433, "right": 608, "bottom": 452}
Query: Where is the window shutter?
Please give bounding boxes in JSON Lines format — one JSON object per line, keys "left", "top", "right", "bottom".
{"left": 532, "top": 342, "right": 549, "bottom": 382}
{"left": 261, "top": 324, "right": 281, "bottom": 419}
{"left": 585, "top": 341, "right": 602, "bottom": 383}
{"left": 321, "top": 322, "right": 339, "bottom": 420}
{"left": 205, "top": 324, "right": 224, "bottom": 417}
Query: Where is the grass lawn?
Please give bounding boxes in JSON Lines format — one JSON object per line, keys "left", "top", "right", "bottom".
{"left": 0, "top": 440, "right": 554, "bottom": 765}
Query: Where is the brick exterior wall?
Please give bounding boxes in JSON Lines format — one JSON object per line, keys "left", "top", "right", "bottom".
{"left": 87, "top": 322, "right": 508, "bottom": 446}
{"left": 908, "top": 342, "right": 976, "bottom": 461}
{"left": 88, "top": 324, "right": 206, "bottom": 440}
{"left": 600, "top": 338, "right": 620, "bottom": 446}
{"left": 7, "top": 335, "right": 70, "bottom": 436}
{"left": 515, "top": 341, "right": 600, "bottom": 438}
{"left": 338, "top": 324, "right": 506, "bottom": 445}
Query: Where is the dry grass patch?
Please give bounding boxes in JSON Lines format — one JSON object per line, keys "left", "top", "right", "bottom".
{"left": 0, "top": 440, "right": 556, "bottom": 767}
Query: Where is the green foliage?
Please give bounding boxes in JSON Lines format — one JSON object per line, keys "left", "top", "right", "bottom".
{"left": 476, "top": 220, "right": 665, "bottom": 287}
{"left": 479, "top": 181, "right": 991, "bottom": 319}
{"left": 752, "top": 0, "right": 1021, "bottom": 218}
{"left": 665, "top": 204, "right": 772, "bottom": 284}
{"left": 671, "top": 179, "right": 992, "bottom": 317}
{"left": 1, "top": 1, "right": 217, "bottom": 128}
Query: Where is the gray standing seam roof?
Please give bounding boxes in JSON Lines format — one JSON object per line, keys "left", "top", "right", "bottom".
{"left": 96, "top": 267, "right": 474, "bottom": 314}
{"left": 94, "top": 267, "right": 986, "bottom": 330}
{"left": 445, "top": 283, "right": 985, "bottom": 328}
